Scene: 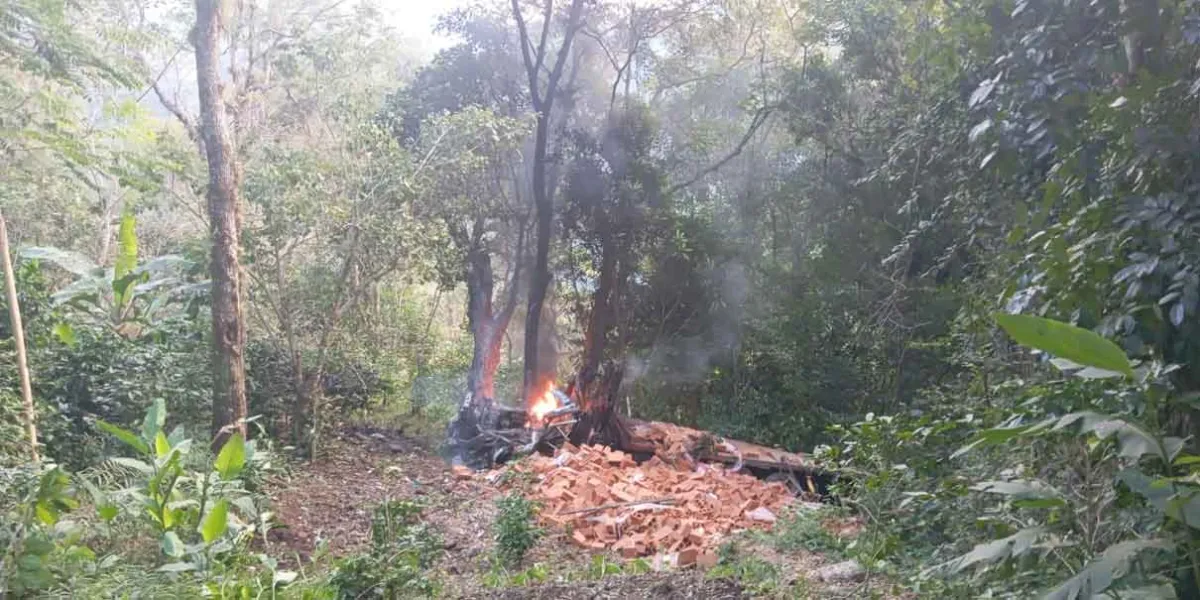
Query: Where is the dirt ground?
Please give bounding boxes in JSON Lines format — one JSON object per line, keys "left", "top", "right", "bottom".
{"left": 265, "top": 425, "right": 893, "bottom": 598}
{"left": 460, "top": 573, "right": 746, "bottom": 599}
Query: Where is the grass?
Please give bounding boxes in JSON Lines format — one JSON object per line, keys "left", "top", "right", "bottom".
{"left": 763, "top": 505, "right": 848, "bottom": 558}
{"left": 707, "top": 541, "right": 816, "bottom": 598}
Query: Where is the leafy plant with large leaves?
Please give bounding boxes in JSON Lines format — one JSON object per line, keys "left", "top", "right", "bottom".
{"left": 940, "top": 314, "right": 1199, "bottom": 597}
{"left": 91, "top": 398, "right": 270, "bottom": 574}
{"left": 22, "top": 212, "right": 207, "bottom": 340}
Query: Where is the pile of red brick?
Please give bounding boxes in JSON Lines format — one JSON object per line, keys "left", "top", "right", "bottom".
{"left": 502, "top": 442, "right": 793, "bottom": 566}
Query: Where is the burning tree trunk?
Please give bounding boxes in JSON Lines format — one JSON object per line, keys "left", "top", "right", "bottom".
{"left": 568, "top": 360, "right": 633, "bottom": 450}
{"left": 449, "top": 224, "right": 526, "bottom": 468}
{"left": 465, "top": 241, "right": 522, "bottom": 405}
{"left": 570, "top": 234, "right": 634, "bottom": 450}
{"left": 512, "top": 0, "right": 588, "bottom": 406}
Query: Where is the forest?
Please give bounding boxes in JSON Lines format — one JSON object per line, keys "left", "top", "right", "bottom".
{"left": 3, "top": 0, "right": 1200, "bottom": 597}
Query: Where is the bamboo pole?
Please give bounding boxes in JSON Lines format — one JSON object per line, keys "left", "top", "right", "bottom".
{"left": 0, "top": 210, "right": 39, "bottom": 462}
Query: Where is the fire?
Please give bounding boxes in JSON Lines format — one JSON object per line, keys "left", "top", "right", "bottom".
{"left": 527, "top": 382, "right": 560, "bottom": 427}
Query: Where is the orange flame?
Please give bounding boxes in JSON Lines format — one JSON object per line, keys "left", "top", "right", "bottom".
{"left": 527, "top": 381, "right": 559, "bottom": 427}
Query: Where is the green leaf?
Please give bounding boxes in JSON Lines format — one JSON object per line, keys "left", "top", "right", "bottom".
{"left": 1112, "top": 584, "right": 1177, "bottom": 600}
{"left": 97, "top": 421, "right": 149, "bottom": 454}
{"left": 1012, "top": 498, "right": 1068, "bottom": 509}
{"left": 273, "top": 570, "right": 299, "bottom": 585}
{"left": 952, "top": 417, "right": 1055, "bottom": 458}
{"left": 161, "top": 532, "right": 184, "bottom": 558}
{"left": 994, "top": 313, "right": 1133, "bottom": 377}
{"left": 1173, "top": 454, "right": 1200, "bottom": 466}
{"left": 20, "top": 247, "right": 100, "bottom": 277}
{"left": 163, "top": 506, "right": 179, "bottom": 530}
{"left": 167, "top": 425, "right": 188, "bottom": 447}
{"left": 971, "top": 480, "right": 1062, "bottom": 500}
{"left": 200, "top": 499, "right": 229, "bottom": 543}
{"left": 154, "top": 431, "right": 170, "bottom": 458}
{"left": 214, "top": 433, "right": 246, "bottom": 481}
{"left": 97, "top": 504, "right": 119, "bottom": 521}
{"left": 1119, "top": 469, "right": 1200, "bottom": 529}
{"left": 114, "top": 211, "right": 138, "bottom": 282}
{"left": 1043, "top": 539, "right": 1173, "bottom": 600}
{"left": 35, "top": 504, "right": 57, "bottom": 526}
{"left": 53, "top": 322, "right": 76, "bottom": 346}
{"left": 141, "top": 398, "right": 166, "bottom": 442}
{"left": 1056, "top": 413, "right": 1175, "bottom": 462}
{"left": 939, "top": 527, "right": 1045, "bottom": 574}
{"left": 108, "top": 456, "right": 153, "bottom": 474}
{"left": 158, "top": 562, "right": 197, "bottom": 573}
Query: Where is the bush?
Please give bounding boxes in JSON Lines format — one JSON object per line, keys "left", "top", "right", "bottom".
{"left": 493, "top": 493, "right": 542, "bottom": 568}
{"left": 247, "top": 340, "right": 396, "bottom": 440}
{"left": 37, "top": 319, "right": 212, "bottom": 469}
{"left": 0, "top": 466, "right": 96, "bottom": 595}
{"left": 329, "top": 500, "right": 440, "bottom": 599}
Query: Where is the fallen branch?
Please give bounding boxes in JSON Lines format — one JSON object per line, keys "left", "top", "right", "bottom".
{"left": 557, "top": 497, "right": 676, "bottom": 517}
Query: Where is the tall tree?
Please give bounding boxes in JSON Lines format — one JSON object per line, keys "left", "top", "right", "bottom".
{"left": 511, "top": 0, "right": 587, "bottom": 404}
{"left": 413, "top": 109, "right": 531, "bottom": 406}
{"left": 193, "top": 0, "right": 248, "bottom": 448}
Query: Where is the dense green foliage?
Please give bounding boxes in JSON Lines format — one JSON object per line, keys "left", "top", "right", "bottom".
{"left": 5, "top": 0, "right": 1200, "bottom": 597}
{"left": 330, "top": 500, "right": 441, "bottom": 599}
{"left": 493, "top": 493, "right": 542, "bottom": 569}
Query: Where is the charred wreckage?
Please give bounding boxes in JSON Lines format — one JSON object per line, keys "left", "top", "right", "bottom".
{"left": 445, "top": 377, "right": 835, "bottom": 500}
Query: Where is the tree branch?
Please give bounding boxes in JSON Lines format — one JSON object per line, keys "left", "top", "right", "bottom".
{"left": 666, "top": 105, "right": 773, "bottom": 195}
{"left": 511, "top": 0, "right": 542, "bottom": 108}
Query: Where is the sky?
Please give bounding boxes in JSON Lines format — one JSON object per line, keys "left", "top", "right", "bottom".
{"left": 381, "top": 0, "right": 469, "bottom": 56}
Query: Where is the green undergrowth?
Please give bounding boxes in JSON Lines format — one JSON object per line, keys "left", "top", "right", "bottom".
{"left": 763, "top": 505, "right": 848, "bottom": 558}
{"left": 483, "top": 554, "right": 654, "bottom": 589}
{"left": 329, "top": 499, "right": 441, "bottom": 599}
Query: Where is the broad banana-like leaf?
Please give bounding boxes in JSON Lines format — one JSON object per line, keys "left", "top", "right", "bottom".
{"left": 114, "top": 211, "right": 137, "bottom": 282}
{"left": 994, "top": 313, "right": 1134, "bottom": 377}
{"left": 1118, "top": 469, "right": 1200, "bottom": 529}
{"left": 953, "top": 417, "right": 1056, "bottom": 458}
{"left": 1058, "top": 412, "right": 1180, "bottom": 463}
{"left": 161, "top": 532, "right": 184, "bottom": 558}
{"left": 97, "top": 421, "right": 149, "bottom": 454}
{"left": 971, "top": 479, "right": 1063, "bottom": 500}
{"left": 20, "top": 246, "right": 101, "bottom": 277}
{"left": 141, "top": 398, "right": 166, "bottom": 443}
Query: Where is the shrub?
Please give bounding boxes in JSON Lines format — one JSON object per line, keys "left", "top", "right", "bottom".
{"left": 329, "top": 499, "right": 440, "bottom": 599}
{"left": 493, "top": 493, "right": 541, "bottom": 568}
{"left": 0, "top": 466, "right": 95, "bottom": 595}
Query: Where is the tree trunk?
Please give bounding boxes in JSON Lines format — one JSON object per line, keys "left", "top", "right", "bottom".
{"left": 523, "top": 111, "right": 554, "bottom": 402}
{"left": 568, "top": 361, "right": 631, "bottom": 450}
{"left": 467, "top": 230, "right": 524, "bottom": 405}
{"left": 467, "top": 247, "right": 497, "bottom": 404}
{"left": 468, "top": 322, "right": 507, "bottom": 404}
{"left": 0, "top": 211, "right": 39, "bottom": 462}
{"left": 195, "top": 0, "right": 248, "bottom": 451}
{"left": 513, "top": 0, "right": 587, "bottom": 405}
{"left": 578, "top": 234, "right": 619, "bottom": 416}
